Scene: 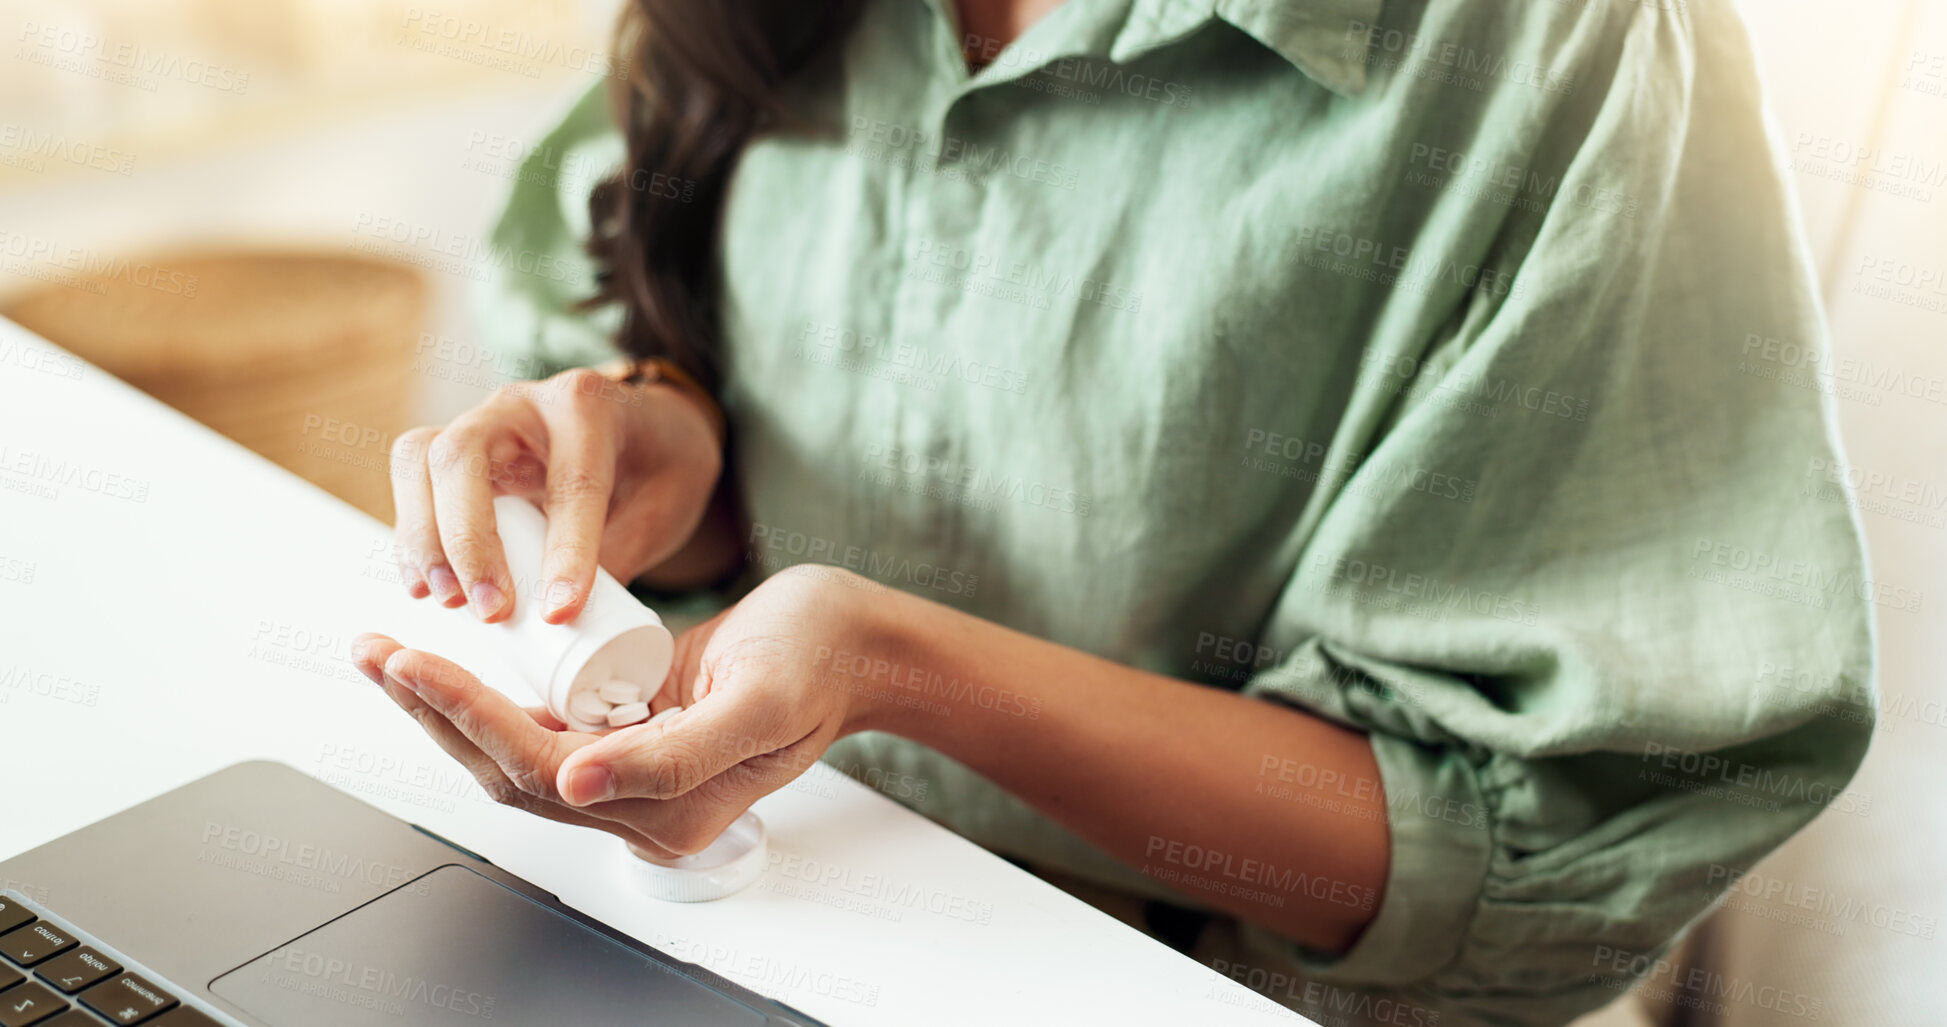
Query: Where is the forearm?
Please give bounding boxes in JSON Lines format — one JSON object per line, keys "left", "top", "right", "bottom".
{"left": 849, "top": 587, "right": 1391, "bottom": 953}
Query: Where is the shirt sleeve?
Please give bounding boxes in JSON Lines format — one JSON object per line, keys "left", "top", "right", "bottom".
{"left": 472, "top": 82, "right": 624, "bottom": 379}
{"left": 1240, "top": 4, "right": 1878, "bottom": 1022}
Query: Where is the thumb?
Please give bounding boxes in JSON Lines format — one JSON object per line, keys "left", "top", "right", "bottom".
{"left": 558, "top": 683, "right": 797, "bottom": 804}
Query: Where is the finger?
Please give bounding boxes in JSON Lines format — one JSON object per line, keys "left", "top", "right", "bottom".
{"left": 588, "top": 721, "right": 821, "bottom": 856}
{"left": 388, "top": 427, "right": 450, "bottom": 603}
{"left": 537, "top": 369, "right": 619, "bottom": 624}
{"left": 385, "top": 647, "right": 591, "bottom": 800}
{"left": 368, "top": 646, "right": 670, "bottom": 848}
{"left": 427, "top": 394, "right": 543, "bottom": 622}
{"left": 560, "top": 678, "right": 802, "bottom": 804}
{"left": 659, "top": 732, "right": 826, "bottom": 853}
{"left": 351, "top": 632, "right": 401, "bottom": 686}
{"left": 370, "top": 650, "right": 517, "bottom": 800}
{"left": 400, "top": 686, "right": 662, "bottom": 848}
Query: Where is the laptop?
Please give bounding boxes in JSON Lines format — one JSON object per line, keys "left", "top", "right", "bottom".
{"left": 0, "top": 761, "right": 831, "bottom": 1026}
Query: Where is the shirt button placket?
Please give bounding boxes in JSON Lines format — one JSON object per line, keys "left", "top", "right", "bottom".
{"left": 876, "top": 88, "right": 986, "bottom": 532}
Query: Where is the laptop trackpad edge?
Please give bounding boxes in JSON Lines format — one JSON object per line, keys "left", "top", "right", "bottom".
{"left": 209, "top": 864, "right": 766, "bottom": 1026}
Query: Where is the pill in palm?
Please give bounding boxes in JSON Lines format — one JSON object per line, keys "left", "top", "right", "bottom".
{"left": 569, "top": 691, "right": 614, "bottom": 725}
{"left": 607, "top": 701, "right": 651, "bottom": 727}
{"left": 598, "top": 681, "right": 645, "bottom": 704}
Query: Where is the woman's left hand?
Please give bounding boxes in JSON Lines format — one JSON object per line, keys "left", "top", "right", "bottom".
{"left": 352, "top": 564, "right": 894, "bottom": 859}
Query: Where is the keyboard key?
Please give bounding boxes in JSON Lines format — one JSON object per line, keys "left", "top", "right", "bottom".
{"left": 0, "top": 925, "right": 75, "bottom": 967}
{"left": 0, "top": 980, "right": 67, "bottom": 1026}
{"left": 78, "top": 973, "right": 177, "bottom": 1025}
{"left": 0, "top": 963, "right": 21, "bottom": 992}
{"left": 34, "top": 948, "right": 120, "bottom": 994}
{"left": 0, "top": 901, "right": 33, "bottom": 938}
{"left": 30, "top": 1013, "right": 97, "bottom": 1027}
{"left": 149, "top": 1008, "right": 223, "bottom": 1027}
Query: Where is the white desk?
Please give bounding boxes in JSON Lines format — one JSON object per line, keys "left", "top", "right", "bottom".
{"left": 0, "top": 319, "right": 1307, "bottom": 1026}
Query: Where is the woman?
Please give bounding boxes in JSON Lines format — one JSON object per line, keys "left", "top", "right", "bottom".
{"left": 353, "top": 0, "right": 1875, "bottom": 1022}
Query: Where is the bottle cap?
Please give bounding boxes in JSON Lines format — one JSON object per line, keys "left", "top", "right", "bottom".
{"left": 617, "top": 812, "right": 768, "bottom": 902}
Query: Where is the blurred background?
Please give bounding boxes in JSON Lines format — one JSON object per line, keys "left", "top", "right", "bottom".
{"left": 1, "top": 1, "right": 1942, "bottom": 1023}
{"left": 0, "top": 0, "right": 626, "bottom": 518}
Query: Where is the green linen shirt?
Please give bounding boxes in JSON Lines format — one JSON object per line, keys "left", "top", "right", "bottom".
{"left": 477, "top": 0, "right": 1878, "bottom": 1021}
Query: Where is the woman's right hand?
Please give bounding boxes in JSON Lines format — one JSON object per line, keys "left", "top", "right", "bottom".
{"left": 389, "top": 366, "right": 724, "bottom": 624}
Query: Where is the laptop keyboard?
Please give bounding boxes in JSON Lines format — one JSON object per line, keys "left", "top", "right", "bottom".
{"left": 0, "top": 893, "right": 223, "bottom": 1027}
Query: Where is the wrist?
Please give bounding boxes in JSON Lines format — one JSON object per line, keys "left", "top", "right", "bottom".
{"left": 606, "top": 356, "right": 726, "bottom": 449}
{"left": 644, "top": 382, "right": 728, "bottom": 462}
{"left": 818, "top": 571, "right": 933, "bottom": 740}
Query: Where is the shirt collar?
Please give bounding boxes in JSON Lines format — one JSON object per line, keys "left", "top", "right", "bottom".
{"left": 1110, "top": 0, "right": 1383, "bottom": 97}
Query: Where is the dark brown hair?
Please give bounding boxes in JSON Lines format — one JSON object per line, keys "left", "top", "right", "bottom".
{"left": 582, "top": 2, "right": 863, "bottom": 393}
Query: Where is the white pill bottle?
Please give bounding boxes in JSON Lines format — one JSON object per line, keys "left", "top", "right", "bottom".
{"left": 486, "top": 494, "right": 673, "bottom": 733}
{"left": 486, "top": 495, "right": 769, "bottom": 901}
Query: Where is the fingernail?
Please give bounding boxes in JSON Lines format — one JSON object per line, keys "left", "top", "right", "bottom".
{"left": 545, "top": 579, "right": 577, "bottom": 614}
{"left": 403, "top": 568, "right": 430, "bottom": 598}
{"left": 385, "top": 671, "right": 422, "bottom": 697}
{"left": 428, "top": 565, "right": 463, "bottom": 605}
{"left": 566, "top": 764, "right": 614, "bottom": 805}
{"left": 469, "top": 581, "right": 505, "bottom": 621}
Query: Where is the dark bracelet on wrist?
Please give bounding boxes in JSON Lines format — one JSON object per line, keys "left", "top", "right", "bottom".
{"left": 604, "top": 357, "right": 727, "bottom": 447}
